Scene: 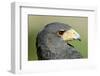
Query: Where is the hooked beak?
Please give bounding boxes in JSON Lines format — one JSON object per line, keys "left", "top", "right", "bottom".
{"left": 74, "top": 33, "right": 81, "bottom": 41}
{"left": 61, "top": 29, "right": 81, "bottom": 41}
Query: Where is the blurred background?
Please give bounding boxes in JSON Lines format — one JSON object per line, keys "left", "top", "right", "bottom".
{"left": 28, "top": 15, "right": 88, "bottom": 61}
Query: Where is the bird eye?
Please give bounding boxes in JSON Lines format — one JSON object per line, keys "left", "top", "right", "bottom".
{"left": 58, "top": 31, "right": 65, "bottom": 35}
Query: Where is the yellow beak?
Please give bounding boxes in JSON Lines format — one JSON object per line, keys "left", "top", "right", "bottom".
{"left": 61, "top": 29, "right": 81, "bottom": 41}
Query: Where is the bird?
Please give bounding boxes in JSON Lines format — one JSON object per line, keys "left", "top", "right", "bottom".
{"left": 36, "top": 22, "right": 83, "bottom": 60}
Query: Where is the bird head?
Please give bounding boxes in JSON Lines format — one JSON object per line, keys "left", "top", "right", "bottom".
{"left": 37, "top": 22, "right": 83, "bottom": 59}
{"left": 44, "top": 22, "right": 81, "bottom": 42}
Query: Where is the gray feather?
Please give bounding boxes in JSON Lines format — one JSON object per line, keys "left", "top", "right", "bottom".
{"left": 36, "top": 22, "right": 83, "bottom": 60}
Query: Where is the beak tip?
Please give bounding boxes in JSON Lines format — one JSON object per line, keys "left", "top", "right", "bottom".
{"left": 78, "top": 38, "right": 81, "bottom": 41}
{"left": 75, "top": 34, "right": 81, "bottom": 41}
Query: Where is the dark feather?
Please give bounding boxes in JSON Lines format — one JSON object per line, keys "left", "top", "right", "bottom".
{"left": 36, "top": 22, "right": 83, "bottom": 60}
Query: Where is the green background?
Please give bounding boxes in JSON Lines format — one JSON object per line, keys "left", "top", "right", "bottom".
{"left": 28, "top": 15, "right": 88, "bottom": 61}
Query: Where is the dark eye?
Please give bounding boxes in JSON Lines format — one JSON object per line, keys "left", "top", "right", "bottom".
{"left": 58, "top": 31, "right": 65, "bottom": 35}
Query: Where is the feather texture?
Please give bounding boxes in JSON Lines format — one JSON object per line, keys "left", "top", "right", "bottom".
{"left": 36, "top": 22, "right": 83, "bottom": 60}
